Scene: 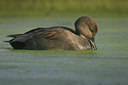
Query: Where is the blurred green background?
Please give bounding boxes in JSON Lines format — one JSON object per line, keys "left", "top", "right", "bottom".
{"left": 0, "top": 0, "right": 128, "bottom": 16}
{"left": 1, "top": 1, "right": 128, "bottom": 85}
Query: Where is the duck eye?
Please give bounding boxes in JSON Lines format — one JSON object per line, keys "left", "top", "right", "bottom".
{"left": 86, "top": 20, "right": 93, "bottom": 32}
{"left": 89, "top": 27, "right": 93, "bottom": 32}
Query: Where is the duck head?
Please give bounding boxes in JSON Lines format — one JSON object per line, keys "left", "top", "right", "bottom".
{"left": 75, "top": 16, "right": 98, "bottom": 50}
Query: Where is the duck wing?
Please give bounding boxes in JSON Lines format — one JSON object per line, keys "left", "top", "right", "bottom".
{"left": 31, "top": 28, "right": 73, "bottom": 50}
{"left": 5, "top": 27, "right": 73, "bottom": 50}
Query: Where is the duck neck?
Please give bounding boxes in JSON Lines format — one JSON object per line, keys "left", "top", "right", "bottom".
{"left": 79, "top": 33, "right": 94, "bottom": 49}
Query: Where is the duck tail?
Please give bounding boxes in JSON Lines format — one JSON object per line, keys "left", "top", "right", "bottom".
{"left": 3, "top": 40, "right": 12, "bottom": 43}
{"left": 6, "top": 34, "right": 23, "bottom": 38}
{"left": 4, "top": 34, "right": 22, "bottom": 43}
{"left": 10, "top": 41, "right": 25, "bottom": 49}
{"left": 5, "top": 34, "right": 26, "bottom": 49}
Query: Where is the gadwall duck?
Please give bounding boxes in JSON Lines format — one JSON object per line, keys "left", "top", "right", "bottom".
{"left": 5, "top": 16, "right": 98, "bottom": 50}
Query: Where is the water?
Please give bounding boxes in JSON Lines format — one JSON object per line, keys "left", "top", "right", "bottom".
{"left": 0, "top": 16, "right": 128, "bottom": 85}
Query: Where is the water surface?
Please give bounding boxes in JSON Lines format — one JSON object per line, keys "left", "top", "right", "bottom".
{"left": 0, "top": 16, "right": 128, "bottom": 85}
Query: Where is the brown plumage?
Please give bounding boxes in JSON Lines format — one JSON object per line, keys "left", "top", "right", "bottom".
{"left": 5, "top": 16, "right": 98, "bottom": 50}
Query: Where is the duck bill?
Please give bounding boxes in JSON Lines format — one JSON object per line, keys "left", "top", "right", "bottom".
{"left": 89, "top": 38, "right": 97, "bottom": 50}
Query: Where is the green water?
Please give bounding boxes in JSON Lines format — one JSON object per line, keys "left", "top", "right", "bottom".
{"left": 0, "top": 16, "right": 128, "bottom": 85}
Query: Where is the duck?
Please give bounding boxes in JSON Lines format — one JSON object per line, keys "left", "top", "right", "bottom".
{"left": 5, "top": 16, "right": 98, "bottom": 50}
